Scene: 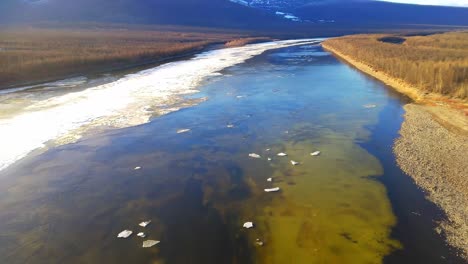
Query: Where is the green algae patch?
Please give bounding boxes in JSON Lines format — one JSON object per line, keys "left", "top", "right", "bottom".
{"left": 245, "top": 135, "right": 401, "bottom": 264}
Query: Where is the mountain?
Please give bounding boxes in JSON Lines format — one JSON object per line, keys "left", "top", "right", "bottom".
{"left": 293, "top": 0, "right": 468, "bottom": 26}
{"left": 0, "top": 0, "right": 290, "bottom": 29}
{"left": 230, "top": 0, "right": 313, "bottom": 11}
{"left": 1, "top": 0, "right": 467, "bottom": 31}
{"left": 228, "top": 0, "right": 468, "bottom": 26}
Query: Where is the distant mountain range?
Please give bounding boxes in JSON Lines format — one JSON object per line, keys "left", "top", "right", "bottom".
{"left": 1, "top": 0, "right": 467, "bottom": 29}
{"left": 294, "top": 0, "right": 468, "bottom": 26}
{"left": 0, "top": 0, "right": 288, "bottom": 29}
{"left": 232, "top": 0, "right": 468, "bottom": 25}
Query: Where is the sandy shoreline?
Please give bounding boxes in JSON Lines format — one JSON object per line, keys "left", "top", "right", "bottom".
{"left": 322, "top": 43, "right": 468, "bottom": 258}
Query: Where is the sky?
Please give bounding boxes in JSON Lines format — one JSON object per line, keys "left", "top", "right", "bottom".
{"left": 382, "top": 0, "right": 468, "bottom": 7}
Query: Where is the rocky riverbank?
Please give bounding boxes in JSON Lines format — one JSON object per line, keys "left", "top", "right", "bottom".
{"left": 394, "top": 104, "right": 468, "bottom": 259}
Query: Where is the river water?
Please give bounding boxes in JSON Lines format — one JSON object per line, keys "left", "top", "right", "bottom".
{"left": 0, "top": 41, "right": 464, "bottom": 263}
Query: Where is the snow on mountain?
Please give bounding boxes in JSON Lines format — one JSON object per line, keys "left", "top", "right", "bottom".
{"left": 229, "top": 0, "right": 249, "bottom": 7}
{"left": 231, "top": 0, "right": 306, "bottom": 21}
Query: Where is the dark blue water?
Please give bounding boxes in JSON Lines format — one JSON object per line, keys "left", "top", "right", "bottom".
{"left": 0, "top": 44, "right": 464, "bottom": 263}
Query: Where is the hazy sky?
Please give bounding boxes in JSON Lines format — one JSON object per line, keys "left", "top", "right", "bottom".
{"left": 382, "top": 0, "right": 468, "bottom": 7}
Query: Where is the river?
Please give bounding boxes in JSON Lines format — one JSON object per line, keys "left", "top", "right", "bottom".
{"left": 0, "top": 40, "right": 463, "bottom": 263}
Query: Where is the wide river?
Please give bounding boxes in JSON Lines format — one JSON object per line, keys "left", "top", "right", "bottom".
{"left": 0, "top": 40, "right": 464, "bottom": 263}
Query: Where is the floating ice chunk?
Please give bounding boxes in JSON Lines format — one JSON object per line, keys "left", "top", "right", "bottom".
{"left": 290, "top": 160, "right": 299, "bottom": 166}
{"left": 363, "top": 104, "right": 377, "bottom": 108}
{"left": 134, "top": 166, "right": 141, "bottom": 170}
{"left": 310, "top": 151, "right": 321, "bottom": 156}
{"left": 117, "top": 230, "right": 133, "bottom": 238}
{"left": 137, "top": 232, "right": 146, "bottom": 238}
{"left": 255, "top": 238, "right": 264, "bottom": 246}
{"left": 227, "top": 124, "right": 234, "bottom": 128}
{"left": 249, "top": 153, "right": 261, "bottom": 159}
{"left": 139, "top": 220, "right": 151, "bottom": 227}
{"left": 142, "top": 240, "right": 160, "bottom": 248}
{"left": 265, "top": 148, "right": 271, "bottom": 151}
{"left": 277, "top": 153, "right": 287, "bottom": 157}
{"left": 264, "top": 187, "right": 280, "bottom": 193}
{"left": 236, "top": 95, "right": 244, "bottom": 99}
{"left": 177, "top": 129, "right": 191, "bottom": 134}
{"left": 243, "top": 222, "right": 254, "bottom": 229}
{"left": 267, "top": 178, "right": 273, "bottom": 182}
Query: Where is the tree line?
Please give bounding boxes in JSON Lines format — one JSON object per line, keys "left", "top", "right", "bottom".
{"left": 324, "top": 32, "right": 468, "bottom": 99}
{"left": 0, "top": 27, "right": 245, "bottom": 89}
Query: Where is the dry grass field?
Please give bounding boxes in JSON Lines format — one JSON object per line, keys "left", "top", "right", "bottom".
{"left": 0, "top": 26, "right": 251, "bottom": 89}
{"left": 323, "top": 32, "right": 468, "bottom": 99}
{"left": 224, "top": 37, "right": 272, "bottom": 47}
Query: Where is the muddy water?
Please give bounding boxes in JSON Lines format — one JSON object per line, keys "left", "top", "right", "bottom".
{"left": 0, "top": 44, "right": 464, "bottom": 263}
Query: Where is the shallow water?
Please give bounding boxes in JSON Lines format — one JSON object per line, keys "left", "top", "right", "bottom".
{"left": 0, "top": 44, "right": 464, "bottom": 263}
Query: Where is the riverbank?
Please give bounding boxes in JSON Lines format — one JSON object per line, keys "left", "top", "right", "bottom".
{"left": 322, "top": 41, "right": 468, "bottom": 132}
{"left": 322, "top": 32, "right": 468, "bottom": 100}
{"left": 322, "top": 43, "right": 423, "bottom": 100}
{"left": 0, "top": 26, "right": 270, "bottom": 90}
{"left": 394, "top": 104, "right": 468, "bottom": 259}
{"left": 322, "top": 41, "right": 468, "bottom": 259}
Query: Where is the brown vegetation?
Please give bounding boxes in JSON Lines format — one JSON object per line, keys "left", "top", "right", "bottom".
{"left": 0, "top": 26, "right": 250, "bottom": 89}
{"left": 224, "top": 37, "right": 272, "bottom": 47}
{"left": 323, "top": 32, "right": 468, "bottom": 100}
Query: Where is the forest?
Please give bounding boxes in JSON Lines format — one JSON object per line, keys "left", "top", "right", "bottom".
{"left": 224, "top": 37, "right": 273, "bottom": 47}
{"left": 323, "top": 32, "right": 468, "bottom": 99}
{"left": 0, "top": 26, "right": 248, "bottom": 89}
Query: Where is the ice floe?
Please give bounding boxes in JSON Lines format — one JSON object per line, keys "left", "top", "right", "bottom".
{"left": 117, "top": 230, "right": 133, "bottom": 238}
{"left": 249, "top": 153, "right": 261, "bottom": 159}
{"left": 176, "top": 129, "right": 191, "bottom": 134}
{"left": 139, "top": 220, "right": 151, "bottom": 227}
{"left": 142, "top": 240, "right": 160, "bottom": 248}
{"left": 265, "top": 187, "right": 280, "bottom": 193}
{"left": 255, "top": 238, "right": 264, "bottom": 246}
{"left": 243, "top": 222, "right": 254, "bottom": 229}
